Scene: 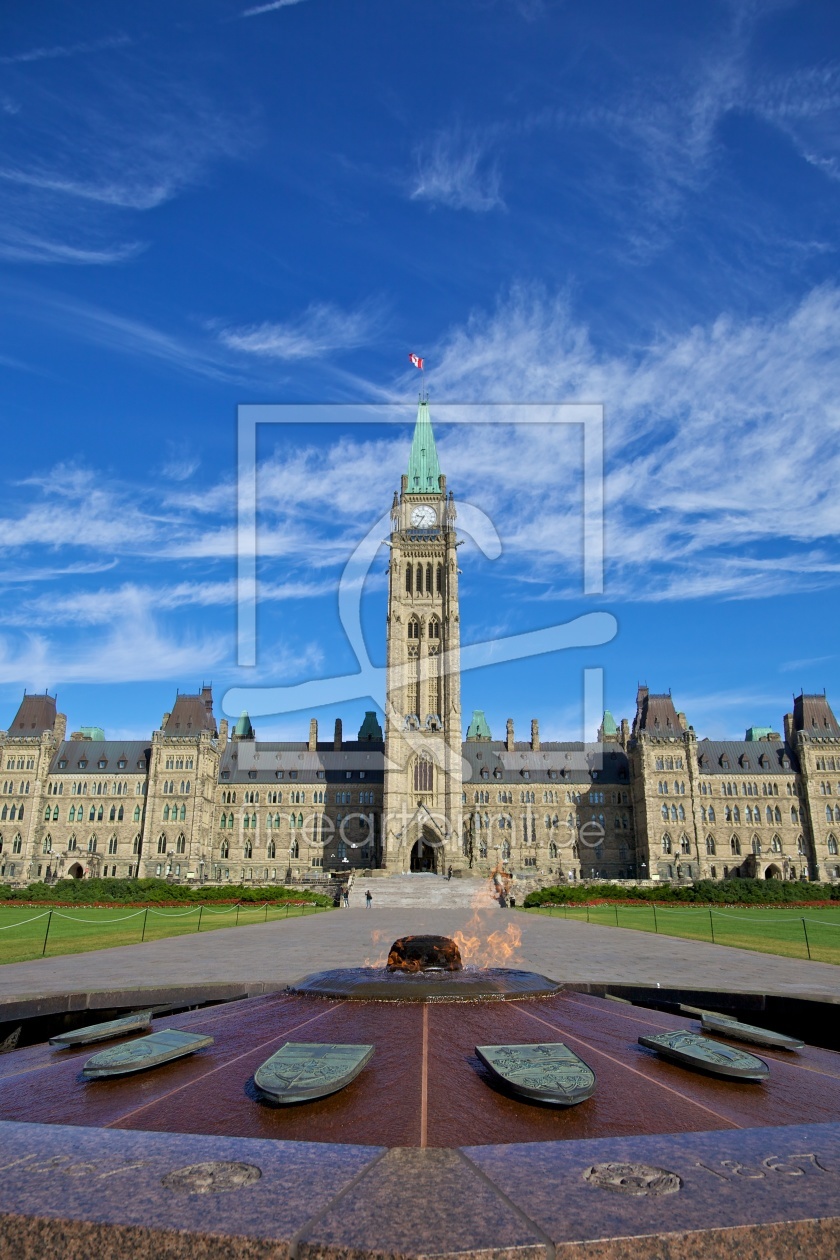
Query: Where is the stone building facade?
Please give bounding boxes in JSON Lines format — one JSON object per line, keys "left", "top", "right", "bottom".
{"left": 1, "top": 403, "right": 839, "bottom": 887}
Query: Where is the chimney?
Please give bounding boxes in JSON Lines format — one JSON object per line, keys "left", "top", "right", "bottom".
{"left": 218, "top": 718, "right": 228, "bottom": 748}
{"left": 677, "top": 711, "right": 688, "bottom": 732}
{"left": 783, "top": 713, "right": 794, "bottom": 744}
{"left": 506, "top": 718, "right": 515, "bottom": 752}
{"left": 334, "top": 718, "right": 343, "bottom": 751}
{"left": 531, "top": 719, "right": 540, "bottom": 751}
{"left": 620, "top": 718, "right": 630, "bottom": 747}
{"left": 54, "top": 712, "right": 67, "bottom": 743}
{"left": 308, "top": 718, "right": 318, "bottom": 752}
{"left": 162, "top": 712, "right": 171, "bottom": 729}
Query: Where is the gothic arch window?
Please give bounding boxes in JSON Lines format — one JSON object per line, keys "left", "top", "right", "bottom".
{"left": 660, "top": 804, "right": 668, "bottom": 821}
{"left": 414, "top": 756, "right": 433, "bottom": 794}
{"left": 732, "top": 805, "right": 740, "bottom": 824}
{"left": 426, "top": 562, "right": 433, "bottom": 592}
{"left": 179, "top": 805, "right": 186, "bottom": 822}
{"left": 163, "top": 804, "right": 170, "bottom": 822}
{"left": 220, "top": 839, "right": 229, "bottom": 859}
{"left": 797, "top": 834, "right": 806, "bottom": 855}
{"left": 290, "top": 838, "right": 299, "bottom": 859}
{"left": 157, "top": 834, "right": 167, "bottom": 854}
{"left": 244, "top": 840, "right": 253, "bottom": 859}
{"left": 88, "top": 836, "right": 97, "bottom": 853}
{"left": 436, "top": 564, "right": 443, "bottom": 594}
{"left": 407, "top": 616, "right": 420, "bottom": 641}
{"left": 829, "top": 835, "right": 839, "bottom": 856}
{"left": 176, "top": 834, "right": 186, "bottom": 854}
{"left": 501, "top": 840, "right": 511, "bottom": 861}
{"left": 133, "top": 835, "right": 140, "bottom": 854}
{"left": 680, "top": 834, "right": 691, "bottom": 854}
{"left": 68, "top": 834, "right": 77, "bottom": 852}
{"left": 108, "top": 835, "right": 118, "bottom": 855}
{"left": 662, "top": 834, "right": 672, "bottom": 854}
{"left": 549, "top": 841, "right": 558, "bottom": 858}
{"left": 730, "top": 835, "right": 741, "bottom": 856}
{"left": 766, "top": 805, "right": 773, "bottom": 823}
{"left": 771, "top": 834, "right": 783, "bottom": 853}
{"left": 428, "top": 618, "right": 440, "bottom": 640}
{"left": 416, "top": 564, "right": 424, "bottom": 594}
{"left": 705, "top": 835, "right": 716, "bottom": 855}
{"left": 677, "top": 804, "right": 685, "bottom": 821}
{"left": 267, "top": 840, "right": 276, "bottom": 858}
{"left": 707, "top": 805, "right": 715, "bottom": 822}
{"left": 751, "top": 836, "right": 761, "bottom": 855}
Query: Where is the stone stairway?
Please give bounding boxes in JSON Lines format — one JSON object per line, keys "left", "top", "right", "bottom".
{"left": 348, "top": 873, "right": 501, "bottom": 909}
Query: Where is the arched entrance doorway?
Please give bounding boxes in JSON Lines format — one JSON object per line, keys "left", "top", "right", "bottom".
{"left": 67, "top": 863, "right": 84, "bottom": 880}
{"left": 764, "top": 864, "right": 782, "bottom": 880}
{"left": 410, "top": 836, "right": 439, "bottom": 873}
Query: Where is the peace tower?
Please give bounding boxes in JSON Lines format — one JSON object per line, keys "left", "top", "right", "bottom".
{"left": 382, "top": 399, "right": 464, "bottom": 871}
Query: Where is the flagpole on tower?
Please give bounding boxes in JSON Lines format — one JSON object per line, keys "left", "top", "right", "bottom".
{"left": 408, "top": 352, "right": 427, "bottom": 401}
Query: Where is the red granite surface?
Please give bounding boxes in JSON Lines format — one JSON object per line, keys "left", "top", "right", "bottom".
{"left": 1, "top": 990, "right": 838, "bottom": 1148}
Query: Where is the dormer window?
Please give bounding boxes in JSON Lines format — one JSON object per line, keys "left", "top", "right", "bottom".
{"left": 480, "top": 768, "right": 489, "bottom": 780}
{"left": 781, "top": 755, "right": 790, "bottom": 769}
{"left": 758, "top": 754, "right": 769, "bottom": 769}
{"left": 720, "top": 755, "right": 730, "bottom": 769}
{"left": 98, "top": 759, "right": 107, "bottom": 770}
{"left": 137, "top": 759, "right": 145, "bottom": 769}
{"left": 248, "top": 770, "right": 257, "bottom": 780}
{"left": 221, "top": 771, "right": 230, "bottom": 779}
{"left": 58, "top": 759, "right": 67, "bottom": 769}
{"left": 289, "top": 771, "right": 298, "bottom": 780}
{"left": 117, "top": 759, "right": 127, "bottom": 770}
{"left": 78, "top": 759, "right": 88, "bottom": 769}
{"left": 522, "top": 770, "right": 530, "bottom": 780}
{"left": 548, "top": 770, "right": 557, "bottom": 780}
{"left": 739, "top": 755, "right": 750, "bottom": 769}
{"left": 494, "top": 768, "right": 503, "bottom": 779}
{"left": 275, "top": 771, "right": 284, "bottom": 780}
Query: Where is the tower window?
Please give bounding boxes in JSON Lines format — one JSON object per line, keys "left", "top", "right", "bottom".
{"left": 414, "top": 757, "right": 433, "bottom": 793}
{"left": 405, "top": 564, "right": 412, "bottom": 594}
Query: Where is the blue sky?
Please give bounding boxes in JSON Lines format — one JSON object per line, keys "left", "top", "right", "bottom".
{"left": 1, "top": 0, "right": 839, "bottom": 744}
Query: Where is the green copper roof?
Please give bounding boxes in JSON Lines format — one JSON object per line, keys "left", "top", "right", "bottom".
{"left": 466, "top": 709, "right": 492, "bottom": 740}
{"left": 78, "top": 726, "right": 106, "bottom": 742}
{"left": 358, "top": 711, "right": 383, "bottom": 741}
{"left": 234, "top": 710, "right": 254, "bottom": 739}
{"left": 601, "top": 710, "right": 618, "bottom": 736}
{"left": 745, "top": 725, "right": 773, "bottom": 741}
{"left": 407, "top": 398, "right": 442, "bottom": 493}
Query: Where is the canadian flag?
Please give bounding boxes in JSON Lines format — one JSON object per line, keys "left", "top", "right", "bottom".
{"left": 409, "top": 353, "right": 424, "bottom": 370}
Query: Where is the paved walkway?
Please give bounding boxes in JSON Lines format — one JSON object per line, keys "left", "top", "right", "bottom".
{"left": 1, "top": 905, "right": 839, "bottom": 1019}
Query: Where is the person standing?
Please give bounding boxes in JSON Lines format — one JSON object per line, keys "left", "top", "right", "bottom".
{"left": 365, "top": 889, "right": 373, "bottom": 909}
{"left": 447, "top": 865, "right": 453, "bottom": 881}
{"left": 342, "top": 885, "right": 350, "bottom": 908}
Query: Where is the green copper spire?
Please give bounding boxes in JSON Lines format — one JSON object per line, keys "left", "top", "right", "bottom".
{"left": 466, "top": 710, "right": 492, "bottom": 741}
{"left": 407, "top": 398, "right": 442, "bottom": 493}
{"left": 601, "top": 710, "right": 617, "bottom": 737}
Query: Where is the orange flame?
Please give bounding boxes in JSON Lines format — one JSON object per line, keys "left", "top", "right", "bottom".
{"left": 362, "top": 927, "right": 390, "bottom": 969}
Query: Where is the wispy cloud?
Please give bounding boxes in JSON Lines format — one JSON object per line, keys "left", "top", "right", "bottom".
{"left": 410, "top": 127, "right": 504, "bottom": 212}
{"left": 217, "top": 301, "right": 381, "bottom": 360}
{"left": 242, "top": 0, "right": 309, "bottom": 13}
{"left": 0, "top": 50, "right": 250, "bottom": 265}
{"left": 0, "top": 35, "right": 131, "bottom": 66}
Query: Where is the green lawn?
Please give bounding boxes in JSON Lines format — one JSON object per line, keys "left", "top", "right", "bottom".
{"left": 0, "top": 902, "right": 331, "bottom": 965}
{"left": 520, "top": 903, "right": 840, "bottom": 965}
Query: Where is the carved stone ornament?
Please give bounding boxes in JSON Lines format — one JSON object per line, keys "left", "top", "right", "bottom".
{"left": 162, "top": 1161, "right": 262, "bottom": 1194}
{"left": 638, "top": 1030, "right": 769, "bottom": 1081}
{"left": 475, "top": 1042, "right": 596, "bottom": 1106}
{"left": 584, "top": 1162, "right": 682, "bottom": 1197}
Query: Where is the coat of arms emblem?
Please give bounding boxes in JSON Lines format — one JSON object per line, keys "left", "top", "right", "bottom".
{"left": 475, "top": 1042, "right": 596, "bottom": 1105}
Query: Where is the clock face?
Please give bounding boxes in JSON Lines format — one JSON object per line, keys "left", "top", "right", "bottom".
{"left": 410, "top": 505, "right": 437, "bottom": 528}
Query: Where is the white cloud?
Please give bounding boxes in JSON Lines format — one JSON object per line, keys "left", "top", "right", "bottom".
{"left": 217, "top": 302, "right": 380, "bottom": 361}
{"left": 0, "top": 35, "right": 131, "bottom": 66}
{"left": 241, "top": 0, "right": 309, "bottom": 14}
{"left": 410, "top": 128, "right": 504, "bottom": 213}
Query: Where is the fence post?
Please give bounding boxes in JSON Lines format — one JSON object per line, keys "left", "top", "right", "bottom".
{"left": 802, "top": 918, "right": 812, "bottom": 960}
{"left": 141, "top": 908, "right": 149, "bottom": 942}
{"left": 285, "top": 903, "right": 289, "bottom": 918}
{"left": 235, "top": 904, "right": 240, "bottom": 927}
{"left": 586, "top": 904, "right": 590, "bottom": 923}
{"left": 614, "top": 904, "right": 619, "bottom": 927}
{"left": 709, "top": 909, "right": 715, "bottom": 944}
{"left": 197, "top": 906, "right": 203, "bottom": 934}
{"left": 42, "top": 910, "right": 53, "bottom": 957}
{"left": 652, "top": 903, "right": 658, "bottom": 934}
{"left": 264, "top": 903, "right": 269, "bottom": 922}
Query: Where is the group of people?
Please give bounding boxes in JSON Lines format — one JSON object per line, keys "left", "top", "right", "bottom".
{"left": 334, "top": 877, "right": 374, "bottom": 909}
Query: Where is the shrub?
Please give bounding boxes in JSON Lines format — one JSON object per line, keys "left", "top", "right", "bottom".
{"left": 0, "top": 878, "right": 332, "bottom": 908}
{"left": 522, "top": 878, "right": 840, "bottom": 908}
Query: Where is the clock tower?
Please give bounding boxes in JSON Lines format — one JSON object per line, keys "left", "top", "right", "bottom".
{"left": 382, "top": 398, "right": 463, "bottom": 871}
